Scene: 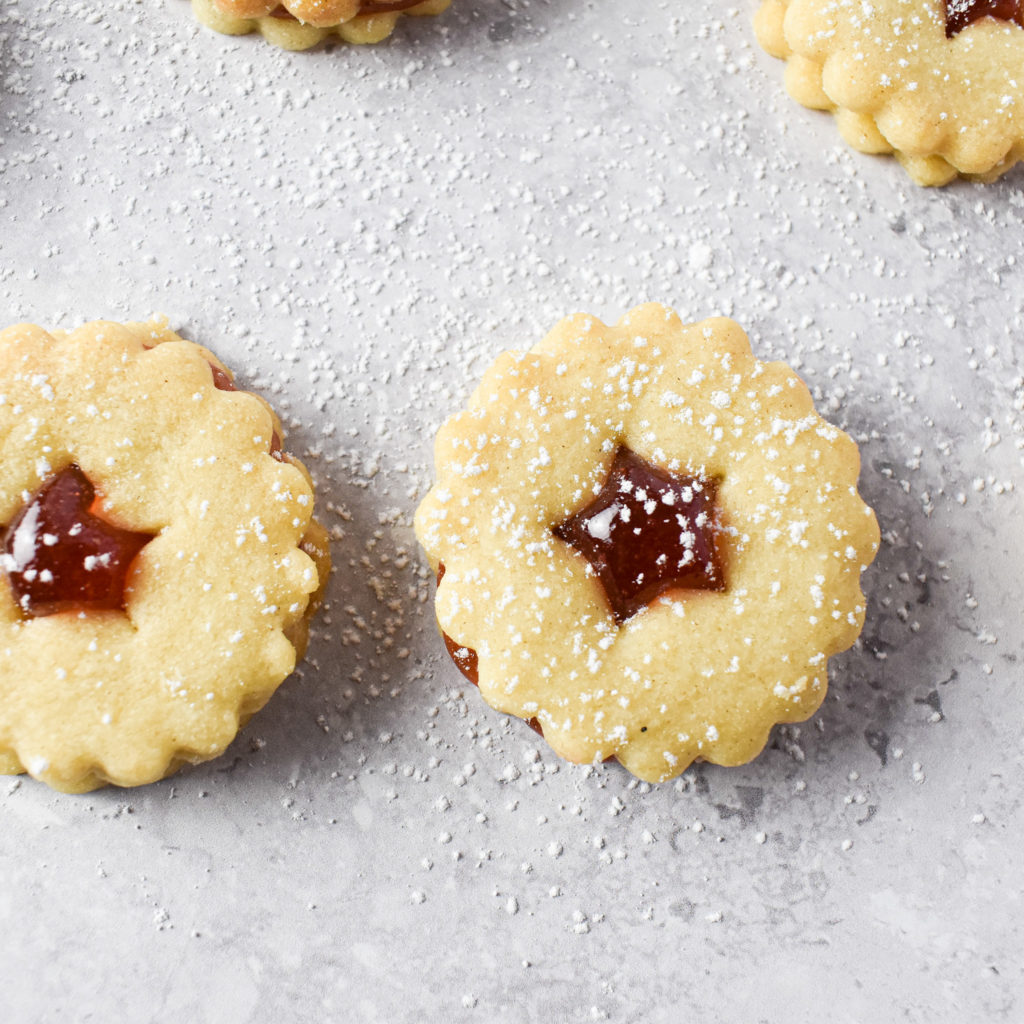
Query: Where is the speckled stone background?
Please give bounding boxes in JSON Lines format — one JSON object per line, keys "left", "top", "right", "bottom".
{"left": 1, "top": 1, "right": 1021, "bottom": 1021}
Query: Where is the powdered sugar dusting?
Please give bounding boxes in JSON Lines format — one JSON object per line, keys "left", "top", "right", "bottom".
{"left": 0, "top": 1, "right": 1019, "bottom": 1021}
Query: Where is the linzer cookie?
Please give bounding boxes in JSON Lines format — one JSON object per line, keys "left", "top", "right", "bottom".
{"left": 414, "top": 305, "right": 878, "bottom": 783}
{"left": 192, "top": 0, "right": 451, "bottom": 49}
{"left": 754, "top": 0, "right": 1024, "bottom": 185}
{"left": 0, "top": 320, "right": 330, "bottom": 792}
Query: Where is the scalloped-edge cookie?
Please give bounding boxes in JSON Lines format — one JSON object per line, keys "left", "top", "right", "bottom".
{"left": 414, "top": 304, "right": 879, "bottom": 783}
{"left": 0, "top": 319, "right": 330, "bottom": 792}
{"left": 192, "top": 0, "right": 451, "bottom": 49}
{"left": 754, "top": 0, "right": 1024, "bottom": 185}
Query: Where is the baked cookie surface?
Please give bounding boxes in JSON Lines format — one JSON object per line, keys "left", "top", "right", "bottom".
{"left": 755, "top": 0, "right": 1024, "bottom": 185}
{"left": 0, "top": 320, "right": 329, "bottom": 792}
{"left": 415, "top": 305, "right": 878, "bottom": 783}
{"left": 192, "top": 0, "right": 451, "bottom": 49}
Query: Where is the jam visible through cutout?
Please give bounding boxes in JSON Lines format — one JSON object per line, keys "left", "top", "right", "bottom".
{"left": 2, "top": 465, "right": 154, "bottom": 617}
{"left": 553, "top": 447, "right": 723, "bottom": 624}
{"left": 946, "top": 0, "right": 1024, "bottom": 35}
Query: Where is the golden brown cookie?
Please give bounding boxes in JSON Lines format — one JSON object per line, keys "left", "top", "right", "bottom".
{"left": 0, "top": 319, "right": 330, "bottom": 792}
{"left": 754, "top": 0, "right": 1024, "bottom": 185}
{"left": 415, "top": 305, "right": 878, "bottom": 783}
{"left": 192, "top": 0, "right": 451, "bottom": 49}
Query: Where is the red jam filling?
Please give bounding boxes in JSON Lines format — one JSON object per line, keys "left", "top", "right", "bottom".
{"left": 553, "top": 447, "right": 723, "bottom": 624}
{"left": 2, "top": 465, "right": 154, "bottom": 617}
{"left": 270, "top": 1, "right": 422, "bottom": 19}
{"left": 946, "top": 0, "right": 1024, "bottom": 35}
{"left": 208, "top": 363, "right": 236, "bottom": 392}
{"left": 357, "top": 0, "right": 423, "bottom": 10}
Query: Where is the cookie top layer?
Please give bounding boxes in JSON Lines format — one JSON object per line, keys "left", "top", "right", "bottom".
{"left": 0, "top": 320, "right": 326, "bottom": 792}
{"left": 755, "top": 0, "right": 1024, "bottom": 184}
{"left": 415, "top": 305, "right": 878, "bottom": 783}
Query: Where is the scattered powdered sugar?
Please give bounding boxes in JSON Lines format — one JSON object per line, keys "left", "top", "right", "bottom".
{"left": 0, "top": 0, "right": 1018, "bottom": 1019}
{"left": 583, "top": 503, "right": 618, "bottom": 541}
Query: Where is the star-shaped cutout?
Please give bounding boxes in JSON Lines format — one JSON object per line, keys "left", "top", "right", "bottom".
{"left": 553, "top": 447, "right": 724, "bottom": 625}
{"left": 946, "top": 0, "right": 1024, "bottom": 36}
{"left": 2, "top": 465, "right": 154, "bottom": 617}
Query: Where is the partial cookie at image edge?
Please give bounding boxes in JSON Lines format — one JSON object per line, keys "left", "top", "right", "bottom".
{"left": 754, "top": 0, "right": 1024, "bottom": 186}
{"left": 0, "top": 319, "right": 331, "bottom": 793}
{"left": 191, "top": 0, "right": 452, "bottom": 49}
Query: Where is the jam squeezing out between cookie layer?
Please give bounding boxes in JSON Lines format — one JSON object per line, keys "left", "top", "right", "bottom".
{"left": 208, "top": 361, "right": 284, "bottom": 460}
{"left": 269, "top": 1, "right": 423, "bottom": 18}
{"left": 436, "top": 564, "right": 546, "bottom": 739}
{"left": 553, "top": 447, "right": 724, "bottom": 625}
{"left": 1, "top": 465, "right": 154, "bottom": 617}
{"left": 946, "top": 0, "right": 1024, "bottom": 35}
